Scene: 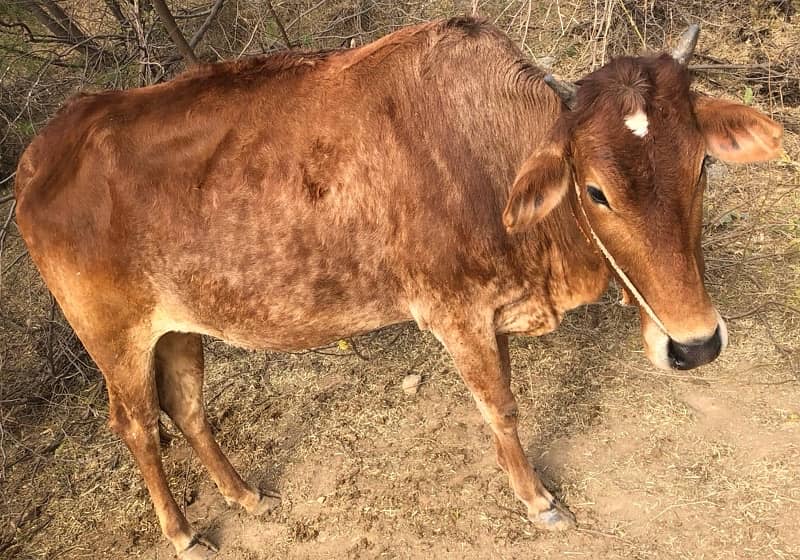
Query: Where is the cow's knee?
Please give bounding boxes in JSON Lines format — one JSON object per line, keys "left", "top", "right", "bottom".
{"left": 173, "top": 413, "right": 209, "bottom": 440}
{"left": 480, "top": 399, "right": 519, "bottom": 434}
{"left": 108, "top": 411, "right": 128, "bottom": 438}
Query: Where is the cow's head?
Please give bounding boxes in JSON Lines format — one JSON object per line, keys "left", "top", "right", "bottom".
{"left": 503, "top": 26, "right": 783, "bottom": 371}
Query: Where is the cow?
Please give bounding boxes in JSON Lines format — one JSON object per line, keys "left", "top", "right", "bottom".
{"left": 14, "top": 17, "right": 782, "bottom": 559}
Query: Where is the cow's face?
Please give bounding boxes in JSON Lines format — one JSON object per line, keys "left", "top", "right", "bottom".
{"left": 502, "top": 27, "right": 783, "bottom": 371}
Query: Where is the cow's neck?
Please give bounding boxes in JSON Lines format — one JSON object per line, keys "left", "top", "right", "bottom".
{"left": 498, "top": 185, "right": 611, "bottom": 334}
{"left": 518, "top": 91, "right": 611, "bottom": 313}
{"left": 548, "top": 187, "right": 610, "bottom": 309}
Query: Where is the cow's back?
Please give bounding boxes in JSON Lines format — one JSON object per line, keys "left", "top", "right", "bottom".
{"left": 15, "top": 18, "right": 560, "bottom": 350}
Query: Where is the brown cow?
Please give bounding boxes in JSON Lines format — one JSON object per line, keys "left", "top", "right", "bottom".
{"left": 14, "top": 18, "right": 782, "bottom": 559}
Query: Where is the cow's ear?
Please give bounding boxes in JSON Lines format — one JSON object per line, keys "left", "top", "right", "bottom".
{"left": 693, "top": 95, "right": 783, "bottom": 163}
{"left": 503, "top": 145, "right": 570, "bottom": 234}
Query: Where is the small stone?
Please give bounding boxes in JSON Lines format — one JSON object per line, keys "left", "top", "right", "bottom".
{"left": 317, "top": 496, "right": 326, "bottom": 504}
{"left": 402, "top": 374, "right": 422, "bottom": 395}
{"left": 536, "top": 56, "right": 556, "bottom": 69}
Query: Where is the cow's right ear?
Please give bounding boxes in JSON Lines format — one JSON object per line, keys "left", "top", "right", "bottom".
{"left": 502, "top": 147, "right": 570, "bottom": 234}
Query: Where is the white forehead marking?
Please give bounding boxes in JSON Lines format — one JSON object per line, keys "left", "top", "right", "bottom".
{"left": 624, "top": 110, "right": 649, "bottom": 137}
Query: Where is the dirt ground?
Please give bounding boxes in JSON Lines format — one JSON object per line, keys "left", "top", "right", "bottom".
{"left": 1, "top": 1, "right": 799, "bottom": 559}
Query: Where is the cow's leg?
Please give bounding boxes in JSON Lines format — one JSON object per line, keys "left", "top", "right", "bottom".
{"left": 102, "top": 346, "right": 216, "bottom": 559}
{"left": 155, "top": 332, "right": 279, "bottom": 516}
{"left": 492, "top": 334, "right": 513, "bottom": 472}
{"left": 436, "top": 326, "right": 575, "bottom": 530}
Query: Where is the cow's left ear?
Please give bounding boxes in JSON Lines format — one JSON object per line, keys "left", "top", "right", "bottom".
{"left": 693, "top": 95, "right": 783, "bottom": 163}
{"left": 503, "top": 145, "right": 570, "bottom": 234}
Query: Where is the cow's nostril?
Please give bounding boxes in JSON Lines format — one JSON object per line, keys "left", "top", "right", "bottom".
{"left": 667, "top": 340, "right": 688, "bottom": 369}
{"left": 667, "top": 327, "right": 722, "bottom": 370}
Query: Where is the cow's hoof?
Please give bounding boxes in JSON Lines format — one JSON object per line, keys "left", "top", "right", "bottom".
{"left": 247, "top": 490, "right": 281, "bottom": 516}
{"left": 179, "top": 536, "right": 218, "bottom": 560}
{"left": 530, "top": 499, "right": 576, "bottom": 531}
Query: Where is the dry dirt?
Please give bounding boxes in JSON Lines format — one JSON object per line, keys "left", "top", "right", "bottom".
{"left": 1, "top": 1, "right": 799, "bottom": 559}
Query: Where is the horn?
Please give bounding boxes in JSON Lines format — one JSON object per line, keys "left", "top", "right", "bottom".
{"left": 671, "top": 24, "right": 700, "bottom": 65}
{"left": 544, "top": 74, "right": 578, "bottom": 110}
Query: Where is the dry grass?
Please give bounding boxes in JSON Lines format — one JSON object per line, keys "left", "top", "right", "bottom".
{"left": 1, "top": 1, "right": 799, "bottom": 559}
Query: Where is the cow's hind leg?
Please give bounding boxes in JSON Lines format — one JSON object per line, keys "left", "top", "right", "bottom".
{"left": 98, "top": 343, "right": 215, "bottom": 559}
{"left": 155, "top": 332, "right": 279, "bottom": 516}
{"left": 436, "top": 324, "right": 575, "bottom": 530}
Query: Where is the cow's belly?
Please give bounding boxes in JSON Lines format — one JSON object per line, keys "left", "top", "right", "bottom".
{"left": 150, "top": 264, "right": 410, "bottom": 352}
{"left": 210, "top": 314, "right": 410, "bottom": 353}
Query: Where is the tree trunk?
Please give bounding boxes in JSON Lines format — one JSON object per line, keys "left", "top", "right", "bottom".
{"left": 39, "top": 0, "right": 97, "bottom": 46}
{"left": 150, "top": 0, "right": 198, "bottom": 65}
{"left": 18, "top": 0, "right": 102, "bottom": 56}
{"left": 265, "top": 0, "right": 292, "bottom": 48}
{"left": 104, "top": 0, "right": 130, "bottom": 29}
{"left": 18, "top": 0, "right": 71, "bottom": 40}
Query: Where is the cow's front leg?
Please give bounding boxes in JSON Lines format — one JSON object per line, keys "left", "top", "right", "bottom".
{"left": 436, "top": 324, "right": 575, "bottom": 530}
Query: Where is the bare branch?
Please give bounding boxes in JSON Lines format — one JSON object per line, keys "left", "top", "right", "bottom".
{"left": 690, "top": 63, "right": 798, "bottom": 83}
{"left": 1, "top": 173, "right": 17, "bottom": 188}
{"left": 189, "top": 0, "right": 226, "bottom": 49}
{"left": 0, "top": 200, "right": 17, "bottom": 293}
{"left": 150, "top": 0, "right": 199, "bottom": 65}
{"left": 0, "top": 18, "right": 36, "bottom": 41}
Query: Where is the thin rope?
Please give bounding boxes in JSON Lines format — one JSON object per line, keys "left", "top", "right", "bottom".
{"left": 573, "top": 180, "right": 670, "bottom": 336}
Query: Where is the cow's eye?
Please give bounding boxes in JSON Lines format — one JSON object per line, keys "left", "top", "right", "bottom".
{"left": 587, "top": 185, "right": 609, "bottom": 207}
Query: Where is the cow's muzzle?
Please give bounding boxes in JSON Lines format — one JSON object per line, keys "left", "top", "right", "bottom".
{"left": 641, "top": 309, "right": 728, "bottom": 371}
{"left": 667, "top": 327, "right": 722, "bottom": 370}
